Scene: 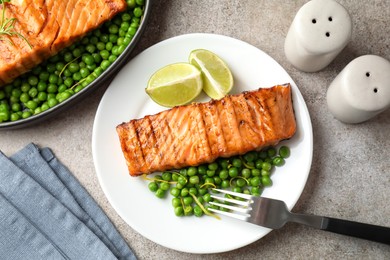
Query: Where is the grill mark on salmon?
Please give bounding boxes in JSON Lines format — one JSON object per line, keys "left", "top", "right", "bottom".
{"left": 0, "top": 0, "right": 126, "bottom": 86}
{"left": 117, "top": 84, "right": 297, "bottom": 176}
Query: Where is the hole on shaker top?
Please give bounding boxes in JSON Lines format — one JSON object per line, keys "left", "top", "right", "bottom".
{"left": 366, "top": 72, "right": 370, "bottom": 77}
{"left": 373, "top": 88, "right": 378, "bottom": 93}
{"left": 328, "top": 17, "right": 333, "bottom": 21}
{"left": 312, "top": 19, "right": 316, "bottom": 24}
{"left": 325, "top": 32, "right": 330, "bottom": 37}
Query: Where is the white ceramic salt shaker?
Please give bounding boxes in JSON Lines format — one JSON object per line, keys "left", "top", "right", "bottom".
{"left": 326, "top": 55, "right": 390, "bottom": 124}
{"left": 284, "top": 0, "right": 352, "bottom": 72}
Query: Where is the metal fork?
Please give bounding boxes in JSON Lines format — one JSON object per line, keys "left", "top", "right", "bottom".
{"left": 209, "top": 189, "right": 390, "bottom": 245}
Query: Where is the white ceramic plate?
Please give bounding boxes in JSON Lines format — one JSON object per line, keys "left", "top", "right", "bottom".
{"left": 92, "top": 33, "right": 313, "bottom": 254}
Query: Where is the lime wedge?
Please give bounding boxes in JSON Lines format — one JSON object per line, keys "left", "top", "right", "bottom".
{"left": 146, "top": 63, "right": 203, "bottom": 107}
{"left": 189, "top": 49, "right": 233, "bottom": 99}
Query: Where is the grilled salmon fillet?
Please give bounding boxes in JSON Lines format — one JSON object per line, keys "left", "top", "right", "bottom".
{"left": 0, "top": 0, "right": 127, "bottom": 86}
{"left": 117, "top": 84, "right": 296, "bottom": 176}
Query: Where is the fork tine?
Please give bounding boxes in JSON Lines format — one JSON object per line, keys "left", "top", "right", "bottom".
{"left": 210, "top": 194, "right": 250, "bottom": 207}
{"left": 209, "top": 201, "right": 251, "bottom": 214}
{"left": 208, "top": 207, "right": 249, "bottom": 221}
{"left": 213, "top": 188, "right": 253, "bottom": 200}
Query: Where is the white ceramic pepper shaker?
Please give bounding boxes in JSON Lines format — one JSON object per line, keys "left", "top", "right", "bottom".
{"left": 284, "top": 0, "right": 352, "bottom": 72}
{"left": 326, "top": 55, "right": 390, "bottom": 124}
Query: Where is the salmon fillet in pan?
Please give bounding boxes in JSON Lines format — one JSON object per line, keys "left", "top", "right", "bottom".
{"left": 0, "top": 0, "right": 127, "bottom": 86}
{"left": 117, "top": 84, "right": 297, "bottom": 176}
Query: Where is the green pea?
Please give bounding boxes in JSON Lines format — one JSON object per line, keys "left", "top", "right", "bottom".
{"left": 123, "top": 36, "right": 132, "bottom": 46}
{"left": 221, "top": 179, "right": 229, "bottom": 188}
{"left": 80, "top": 68, "right": 90, "bottom": 78}
{"left": 189, "top": 187, "right": 197, "bottom": 196}
{"left": 93, "top": 67, "right": 104, "bottom": 77}
{"left": 97, "top": 42, "right": 106, "bottom": 51}
{"left": 11, "top": 88, "right": 22, "bottom": 98}
{"left": 262, "top": 176, "right": 272, "bottom": 187}
{"left": 196, "top": 165, "right": 206, "bottom": 175}
{"left": 127, "top": 27, "right": 137, "bottom": 37}
{"left": 213, "top": 176, "right": 222, "bottom": 185}
{"left": 136, "top": 0, "right": 145, "bottom": 5}
{"left": 34, "top": 107, "right": 42, "bottom": 115}
{"left": 175, "top": 183, "right": 184, "bottom": 190}
{"left": 37, "top": 92, "right": 47, "bottom": 102}
{"left": 232, "top": 158, "right": 242, "bottom": 168}
{"left": 189, "top": 175, "right": 199, "bottom": 185}
{"left": 63, "top": 69, "right": 72, "bottom": 77}
{"left": 28, "top": 87, "right": 38, "bottom": 98}
{"left": 232, "top": 186, "right": 242, "bottom": 193}
{"left": 55, "top": 62, "right": 65, "bottom": 72}
{"left": 244, "top": 151, "right": 257, "bottom": 162}
{"left": 187, "top": 166, "right": 197, "bottom": 176}
{"left": 174, "top": 206, "right": 184, "bottom": 217}
{"left": 41, "top": 102, "right": 49, "bottom": 112}
{"left": 47, "top": 98, "right": 58, "bottom": 108}
{"left": 251, "top": 186, "right": 262, "bottom": 196}
{"left": 28, "top": 75, "right": 39, "bottom": 86}
{"left": 251, "top": 168, "right": 261, "bottom": 176}
{"left": 273, "top": 156, "right": 285, "bottom": 167}
{"left": 82, "top": 54, "right": 95, "bottom": 65}
{"left": 57, "top": 91, "right": 71, "bottom": 103}
{"left": 183, "top": 196, "right": 193, "bottom": 206}
{"left": 194, "top": 205, "right": 203, "bottom": 217}
{"left": 236, "top": 178, "right": 247, "bottom": 187}
{"left": 155, "top": 188, "right": 165, "bottom": 198}
{"left": 20, "top": 93, "right": 30, "bottom": 103}
{"left": 261, "top": 162, "right": 272, "bottom": 171}
{"left": 101, "top": 60, "right": 111, "bottom": 70}
{"left": 219, "top": 158, "right": 229, "bottom": 169}
{"left": 46, "top": 63, "right": 56, "bottom": 73}
{"left": 127, "top": 0, "right": 136, "bottom": 8}
{"left": 206, "top": 170, "right": 215, "bottom": 177}
{"left": 180, "top": 188, "right": 189, "bottom": 197}
{"left": 11, "top": 103, "right": 21, "bottom": 112}
{"left": 261, "top": 169, "right": 270, "bottom": 176}
{"left": 228, "top": 167, "right": 238, "bottom": 178}
{"left": 108, "top": 55, "right": 117, "bottom": 63}
{"left": 279, "top": 146, "right": 290, "bottom": 158}
{"left": 100, "top": 50, "right": 110, "bottom": 60}
{"left": 219, "top": 169, "right": 228, "bottom": 180}
{"left": 22, "top": 110, "right": 32, "bottom": 119}
{"left": 10, "top": 112, "right": 20, "bottom": 121}
{"left": 63, "top": 52, "right": 73, "bottom": 62}
{"left": 172, "top": 198, "right": 181, "bottom": 207}
{"left": 178, "top": 176, "right": 187, "bottom": 186}
{"left": 160, "top": 182, "right": 170, "bottom": 191}
{"left": 73, "top": 72, "right": 82, "bottom": 81}
{"left": 258, "top": 150, "right": 268, "bottom": 159}
{"left": 203, "top": 193, "right": 212, "bottom": 203}
{"left": 68, "top": 62, "right": 80, "bottom": 73}
{"left": 21, "top": 83, "right": 31, "bottom": 93}
{"left": 241, "top": 168, "right": 251, "bottom": 178}
{"left": 204, "top": 177, "right": 214, "bottom": 185}
{"left": 267, "top": 148, "right": 277, "bottom": 158}
{"left": 133, "top": 7, "right": 143, "bottom": 17}
{"left": 250, "top": 176, "right": 261, "bottom": 187}
{"left": 0, "top": 90, "right": 5, "bottom": 100}
{"left": 85, "top": 44, "right": 96, "bottom": 54}
{"left": 25, "top": 100, "right": 38, "bottom": 110}
{"left": 170, "top": 188, "right": 180, "bottom": 197}
{"left": 92, "top": 53, "right": 102, "bottom": 63}
{"left": 0, "top": 111, "right": 10, "bottom": 122}
{"left": 208, "top": 162, "right": 218, "bottom": 171}
{"left": 46, "top": 84, "right": 57, "bottom": 93}
{"left": 72, "top": 48, "right": 82, "bottom": 57}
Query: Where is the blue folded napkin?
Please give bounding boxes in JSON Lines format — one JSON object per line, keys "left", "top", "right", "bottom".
{"left": 0, "top": 143, "right": 136, "bottom": 260}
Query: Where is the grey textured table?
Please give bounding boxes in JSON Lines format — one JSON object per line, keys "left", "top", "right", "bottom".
{"left": 1, "top": 0, "right": 389, "bottom": 259}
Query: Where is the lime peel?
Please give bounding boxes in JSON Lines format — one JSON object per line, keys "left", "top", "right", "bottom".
{"left": 190, "top": 193, "right": 221, "bottom": 220}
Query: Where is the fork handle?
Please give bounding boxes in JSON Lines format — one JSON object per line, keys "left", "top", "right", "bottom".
{"left": 321, "top": 217, "right": 390, "bottom": 245}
